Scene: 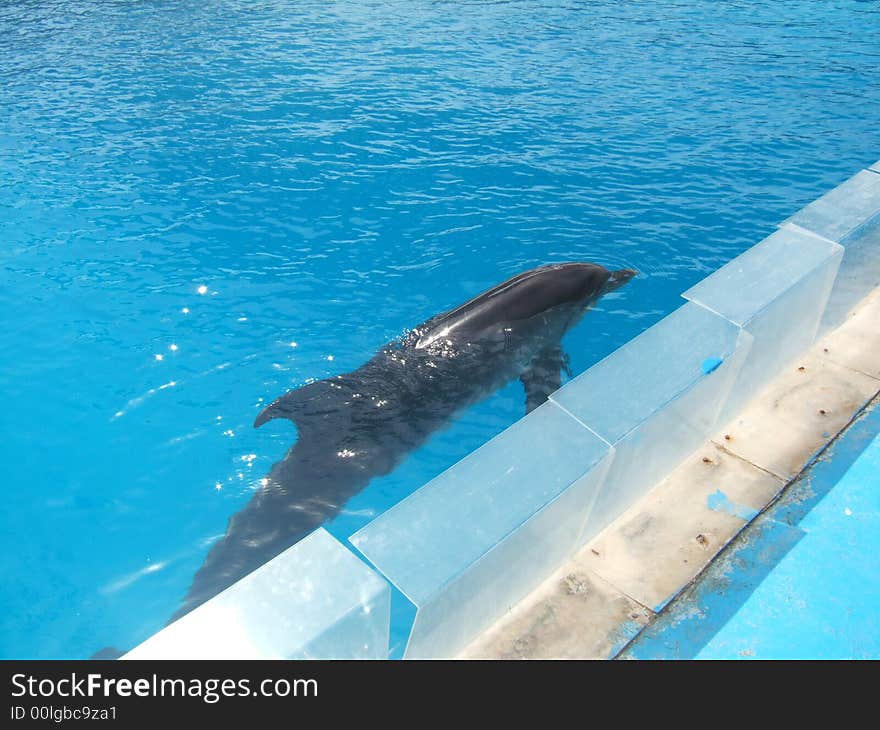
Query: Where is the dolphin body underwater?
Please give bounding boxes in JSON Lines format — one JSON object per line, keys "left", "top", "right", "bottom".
{"left": 166, "top": 262, "right": 636, "bottom": 624}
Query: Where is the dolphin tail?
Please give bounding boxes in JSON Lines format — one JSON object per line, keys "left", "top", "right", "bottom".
{"left": 169, "top": 476, "right": 327, "bottom": 624}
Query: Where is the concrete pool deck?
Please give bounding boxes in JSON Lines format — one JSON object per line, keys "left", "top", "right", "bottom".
{"left": 461, "top": 286, "right": 880, "bottom": 660}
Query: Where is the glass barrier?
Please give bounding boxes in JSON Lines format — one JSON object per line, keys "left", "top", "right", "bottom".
{"left": 684, "top": 224, "right": 843, "bottom": 423}
{"left": 123, "top": 528, "right": 390, "bottom": 659}
{"left": 783, "top": 169, "right": 880, "bottom": 332}
{"left": 350, "top": 400, "right": 613, "bottom": 659}
{"left": 551, "top": 301, "right": 752, "bottom": 540}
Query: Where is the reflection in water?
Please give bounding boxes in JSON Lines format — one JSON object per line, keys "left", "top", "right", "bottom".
{"left": 112, "top": 381, "right": 177, "bottom": 420}
{"left": 102, "top": 562, "right": 169, "bottom": 595}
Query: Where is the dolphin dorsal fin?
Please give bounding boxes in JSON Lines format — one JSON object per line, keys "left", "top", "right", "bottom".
{"left": 253, "top": 379, "right": 347, "bottom": 429}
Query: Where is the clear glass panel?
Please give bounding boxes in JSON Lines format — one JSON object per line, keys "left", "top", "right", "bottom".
{"left": 784, "top": 169, "right": 880, "bottom": 243}
{"left": 783, "top": 170, "right": 880, "bottom": 331}
{"left": 123, "top": 528, "right": 390, "bottom": 659}
{"left": 683, "top": 224, "right": 843, "bottom": 422}
{"left": 350, "top": 400, "right": 613, "bottom": 659}
{"left": 551, "top": 301, "right": 752, "bottom": 541}
{"left": 684, "top": 224, "right": 843, "bottom": 327}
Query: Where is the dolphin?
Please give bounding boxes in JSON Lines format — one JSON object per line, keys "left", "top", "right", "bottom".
{"left": 171, "top": 262, "right": 635, "bottom": 622}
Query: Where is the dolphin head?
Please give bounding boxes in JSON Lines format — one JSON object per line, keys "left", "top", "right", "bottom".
{"left": 415, "top": 262, "right": 637, "bottom": 350}
{"left": 493, "top": 262, "right": 637, "bottom": 338}
{"left": 490, "top": 262, "right": 637, "bottom": 321}
{"left": 533, "top": 262, "right": 637, "bottom": 306}
{"left": 600, "top": 266, "right": 638, "bottom": 299}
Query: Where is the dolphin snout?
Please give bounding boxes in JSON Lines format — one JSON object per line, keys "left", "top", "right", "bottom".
{"left": 605, "top": 267, "right": 637, "bottom": 292}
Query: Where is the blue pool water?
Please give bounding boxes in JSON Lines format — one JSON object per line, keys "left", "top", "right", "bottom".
{"left": 1, "top": 1, "right": 879, "bottom": 659}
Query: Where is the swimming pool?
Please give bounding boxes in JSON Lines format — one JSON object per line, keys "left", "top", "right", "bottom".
{"left": 2, "top": 1, "right": 879, "bottom": 659}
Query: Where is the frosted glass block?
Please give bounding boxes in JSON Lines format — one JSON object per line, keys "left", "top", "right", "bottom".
{"left": 784, "top": 170, "right": 880, "bottom": 331}
{"left": 551, "top": 301, "right": 752, "bottom": 541}
{"left": 784, "top": 170, "right": 880, "bottom": 243}
{"left": 350, "top": 401, "right": 613, "bottom": 659}
{"left": 684, "top": 224, "right": 843, "bottom": 421}
{"left": 123, "top": 529, "right": 390, "bottom": 659}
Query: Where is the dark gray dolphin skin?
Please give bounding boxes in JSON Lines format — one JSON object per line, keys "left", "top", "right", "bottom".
{"left": 172, "top": 262, "right": 635, "bottom": 622}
